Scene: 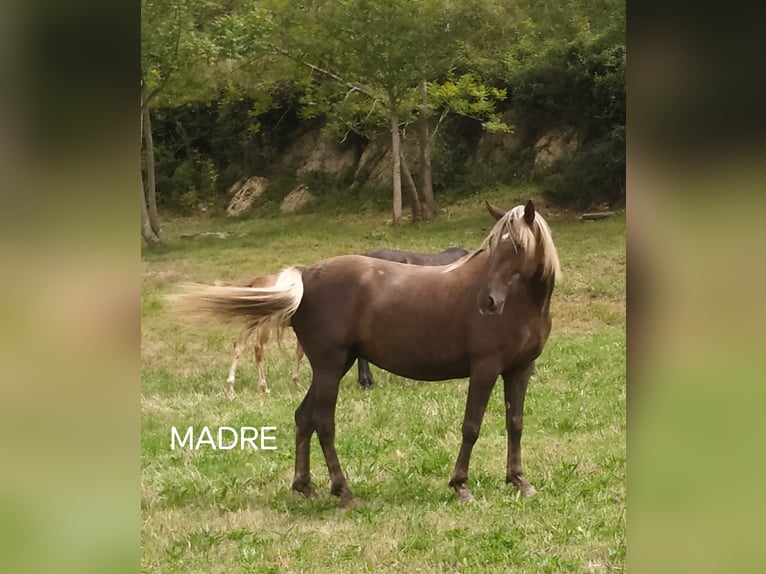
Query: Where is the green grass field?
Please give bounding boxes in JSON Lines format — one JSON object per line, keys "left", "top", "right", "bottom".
{"left": 141, "top": 188, "right": 625, "bottom": 573}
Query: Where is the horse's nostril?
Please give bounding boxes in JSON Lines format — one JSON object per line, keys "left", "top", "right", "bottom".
{"left": 487, "top": 295, "right": 496, "bottom": 310}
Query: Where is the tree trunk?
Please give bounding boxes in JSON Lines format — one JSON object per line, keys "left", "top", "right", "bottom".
{"left": 140, "top": 88, "right": 162, "bottom": 249}
{"left": 417, "top": 79, "right": 435, "bottom": 219}
{"left": 141, "top": 83, "right": 161, "bottom": 235}
{"left": 141, "top": 178, "right": 163, "bottom": 248}
{"left": 400, "top": 151, "right": 422, "bottom": 221}
{"left": 389, "top": 103, "right": 403, "bottom": 223}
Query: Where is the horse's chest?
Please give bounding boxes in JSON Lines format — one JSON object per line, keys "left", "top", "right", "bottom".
{"left": 488, "top": 315, "right": 548, "bottom": 365}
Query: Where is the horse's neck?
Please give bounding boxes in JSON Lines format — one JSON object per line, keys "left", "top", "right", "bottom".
{"left": 529, "top": 265, "right": 555, "bottom": 315}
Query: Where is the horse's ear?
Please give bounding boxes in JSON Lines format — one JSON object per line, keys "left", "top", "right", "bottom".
{"left": 485, "top": 201, "right": 506, "bottom": 221}
{"left": 523, "top": 200, "right": 535, "bottom": 226}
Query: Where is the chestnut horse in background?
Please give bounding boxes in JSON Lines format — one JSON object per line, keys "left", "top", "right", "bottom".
{"left": 176, "top": 201, "right": 560, "bottom": 506}
{"left": 224, "top": 246, "right": 469, "bottom": 396}
{"left": 223, "top": 274, "right": 303, "bottom": 396}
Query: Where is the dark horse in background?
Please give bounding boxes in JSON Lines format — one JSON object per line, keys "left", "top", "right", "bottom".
{"left": 224, "top": 246, "right": 469, "bottom": 395}
{"left": 177, "top": 201, "right": 560, "bottom": 505}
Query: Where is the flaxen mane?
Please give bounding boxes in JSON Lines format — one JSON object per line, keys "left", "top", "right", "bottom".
{"left": 443, "top": 206, "right": 561, "bottom": 281}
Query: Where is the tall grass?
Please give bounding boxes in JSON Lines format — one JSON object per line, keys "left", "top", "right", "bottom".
{"left": 142, "top": 187, "right": 625, "bottom": 573}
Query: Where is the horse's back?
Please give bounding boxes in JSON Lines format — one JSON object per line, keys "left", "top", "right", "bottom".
{"left": 294, "top": 254, "right": 449, "bottom": 329}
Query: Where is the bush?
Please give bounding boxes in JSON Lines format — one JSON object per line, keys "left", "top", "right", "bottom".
{"left": 159, "top": 152, "right": 220, "bottom": 212}
{"left": 504, "top": 26, "right": 625, "bottom": 208}
{"left": 542, "top": 126, "right": 625, "bottom": 209}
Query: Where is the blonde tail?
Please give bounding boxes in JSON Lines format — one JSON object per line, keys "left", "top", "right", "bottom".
{"left": 169, "top": 267, "right": 304, "bottom": 332}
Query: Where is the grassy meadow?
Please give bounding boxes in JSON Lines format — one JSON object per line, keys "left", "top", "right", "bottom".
{"left": 141, "top": 187, "right": 626, "bottom": 573}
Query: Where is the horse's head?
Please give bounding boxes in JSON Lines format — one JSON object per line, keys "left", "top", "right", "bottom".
{"left": 478, "top": 200, "right": 560, "bottom": 315}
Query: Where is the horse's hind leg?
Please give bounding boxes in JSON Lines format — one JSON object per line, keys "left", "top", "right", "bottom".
{"left": 293, "top": 354, "right": 356, "bottom": 507}
{"left": 292, "top": 384, "right": 316, "bottom": 497}
{"left": 357, "top": 358, "right": 375, "bottom": 389}
{"left": 315, "top": 366, "right": 357, "bottom": 507}
{"left": 255, "top": 326, "right": 271, "bottom": 393}
{"left": 503, "top": 363, "right": 537, "bottom": 496}
{"left": 449, "top": 368, "right": 498, "bottom": 501}
{"left": 227, "top": 325, "right": 253, "bottom": 398}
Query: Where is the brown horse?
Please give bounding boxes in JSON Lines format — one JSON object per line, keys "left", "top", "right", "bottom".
{"left": 224, "top": 247, "right": 469, "bottom": 395}
{"left": 175, "top": 200, "right": 560, "bottom": 506}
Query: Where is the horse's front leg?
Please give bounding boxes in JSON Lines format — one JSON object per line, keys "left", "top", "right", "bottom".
{"left": 503, "top": 363, "right": 537, "bottom": 497}
{"left": 449, "top": 367, "right": 498, "bottom": 501}
{"left": 255, "top": 327, "right": 270, "bottom": 393}
{"left": 253, "top": 326, "right": 271, "bottom": 393}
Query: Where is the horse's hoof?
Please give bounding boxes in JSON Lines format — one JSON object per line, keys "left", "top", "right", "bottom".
{"left": 340, "top": 495, "right": 360, "bottom": 509}
{"left": 508, "top": 475, "right": 538, "bottom": 498}
{"left": 452, "top": 483, "right": 474, "bottom": 502}
{"left": 520, "top": 484, "right": 537, "bottom": 497}
{"left": 292, "top": 482, "right": 315, "bottom": 498}
{"left": 359, "top": 378, "right": 374, "bottom": 389}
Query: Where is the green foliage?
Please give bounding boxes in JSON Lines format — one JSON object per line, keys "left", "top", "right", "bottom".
{"left": 141, "top": 0, "right": 225, "bottom": 105}
{"left": 160, "top": 152, "right": 219, "bottom": 212}
{"left": 429, "top": 115, "right": 485, "bottom": 191}
{"left": 500, "top": 0, "right": 626, "bottom": 207}
{"left": 506, "top": 35, "right": 625, "bottom": 138}
{"left": 429, "top": 74, "right": 510, "bottom": 133}
{"left": 151, "top": 93, "right": 316, "bottom": 210}
{"left": 300, "top": 82, "right": 390, "bottom": 140}
{"left": 543, "top": 125, "right": 625, "bottom": 208}
{"left": 142, "top": 0, "right": 626, "bottom": 211}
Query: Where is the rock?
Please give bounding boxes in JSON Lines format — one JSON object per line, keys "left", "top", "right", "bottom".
{"left": 466, "top": 109, "right": 523, "bottom": 172}
{"left": 280, "top": 184, "right": 315, "bottom": 213}
{"left": 350, "top": 134, "right": 390, "bottom": 192}
{"left": 350, "top": 134, "right": 420, "bottom": 193}
{"left": 226, "top": 176, "right": 269, "bottom": 217}
{"left": 291, "top": 131, "right": 358, "bottom": 177}
{"left": 534, "top": 128, "right": 579, "bottom": 167}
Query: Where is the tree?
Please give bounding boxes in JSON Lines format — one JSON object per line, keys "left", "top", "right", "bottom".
{"left": 140, "top": 95, "right": 162, "bottom": 248}
{"left": 261, "top": 0, "right": 507, "bottom": 222}
{"left": 140, "top": 0, "right": 226, "bottom": 246}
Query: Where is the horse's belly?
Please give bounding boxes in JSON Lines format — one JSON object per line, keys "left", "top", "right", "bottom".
{"left": 359, "top": 314, "right": 471, "bottom": 381}
{"left": 365, "top": 352, "right": 470, "bottom": 382}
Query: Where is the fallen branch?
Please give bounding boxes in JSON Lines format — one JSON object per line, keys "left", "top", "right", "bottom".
{"left": 581, "top": 211, "right": 617, "bottom": 221}
{"left": 180, "top": 232, "right": 233, "bottom": 240}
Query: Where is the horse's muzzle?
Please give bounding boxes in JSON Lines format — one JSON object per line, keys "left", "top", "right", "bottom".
{"left": 478, "top": 293, "right": 505, "bottom": 316}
